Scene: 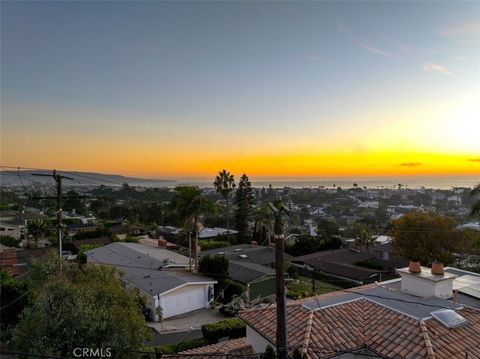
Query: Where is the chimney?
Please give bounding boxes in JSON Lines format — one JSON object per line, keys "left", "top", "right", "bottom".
{"left": 408, "top": 260, "right": 421, "bottom": 273}
{"left": 431, "top": 261, "right": 444, "bottom": 275}
{"left": 397, "top": 265, "right": 457, "bottom": 299}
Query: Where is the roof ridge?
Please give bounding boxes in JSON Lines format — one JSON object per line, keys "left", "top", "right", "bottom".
{"left": 419, "top": 319, "right": 436, "bottom": 359}
{"left": 301, "top": 310, "right": 315, "bottom": 356}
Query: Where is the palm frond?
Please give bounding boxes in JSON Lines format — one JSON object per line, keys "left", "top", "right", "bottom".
{"left": 470, "top": 200, "right": 480, "bottom": 217}
{"left": 470, "top": 183, "right": 480, "bottom": 197}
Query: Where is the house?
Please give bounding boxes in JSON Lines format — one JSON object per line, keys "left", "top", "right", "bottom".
{"left": 156, "top": 226, "right": 239, "bottom": 242}
{"left": 198, "top": 227, "right": 238, "bottom": 239}
{"left": 0, "top": 247, "right": 52, "bottom": 277}
{"left": 156, "top": 225, "right": 183, "bottom": 241}
{"left": 65, "top": 223, "right": 98, "bottom": 237}
{"left": 200, "top": 243, "right": 291, "bottom": 268}
{"left": 228, "top": 261, "right": 276, "bottom": 298}
{"left": 200, "top": 243, "right": 290, "bottom": 298}
{"left": 238, "top": 264, "right": 480, "bottom": 358}
{"left": 292, "top": 248, "right": 388, "bottom": 285}
{"left": 85, "top": 242, "right": 216, "bottom": 320}
{"left": 163, "top": 337, "right": 256, "bottom": 359}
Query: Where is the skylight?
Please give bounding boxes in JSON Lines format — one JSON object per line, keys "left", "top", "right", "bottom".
{"left": 239, "top": 254, "right": 248, "bottom": 259}
{"left": 431, "top": 309, "right": 468, "bottom": 328}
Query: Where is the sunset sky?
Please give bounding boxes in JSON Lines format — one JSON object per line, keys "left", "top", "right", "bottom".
{"left": 1, "top": 1, "right": 479, "bottom": 179}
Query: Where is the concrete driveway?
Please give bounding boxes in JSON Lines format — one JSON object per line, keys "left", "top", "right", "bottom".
{"left": 147, "top": 308, "right": 225, "bottom": 333}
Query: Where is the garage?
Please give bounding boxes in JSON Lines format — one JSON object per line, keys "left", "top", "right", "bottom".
{"left": 161, "top": 284, "right": 208, "bottom": 318}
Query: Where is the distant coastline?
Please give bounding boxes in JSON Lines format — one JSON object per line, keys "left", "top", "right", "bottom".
{"left": 1, "top": 171, "right": 478, "bottom": 190}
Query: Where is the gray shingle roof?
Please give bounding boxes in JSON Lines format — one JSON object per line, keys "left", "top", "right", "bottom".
{"left": 200, "top": 244, "right": 291, "bottom": 266}
{"left": 86, "top": 243, "right": 215, "bottom": 296}
{"left": 228, "top": 260, "right": 275, "bottom": 284}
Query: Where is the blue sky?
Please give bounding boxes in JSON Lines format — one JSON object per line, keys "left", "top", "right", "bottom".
{"left": 1, "top": 1, "right": 479, "bottom": 177}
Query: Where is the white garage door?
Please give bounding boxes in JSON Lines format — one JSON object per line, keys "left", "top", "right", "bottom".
{"left": 161, "top": 285, "right": 206, "bottom": 318}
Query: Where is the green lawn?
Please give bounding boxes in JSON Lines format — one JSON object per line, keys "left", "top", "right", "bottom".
{"left": 287, "top": 276, "right": 341, "bottom": 299}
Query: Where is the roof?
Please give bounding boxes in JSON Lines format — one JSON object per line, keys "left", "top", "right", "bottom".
{"left": 240, "top": 283, "right": 480, "bottom": 358}
{"left": 85, "top": 242, "right": 215, "bottom": 297}
{"left": 118, "top": 242, "right": 189, "bottom": 267}
{"left": 201, "top": 244, "right": 291, "bottom": 266}
{"left": 162, "top": 337, "right": 256, "bottom": 359}
{"left": 228, "top": 260, "right": 275, "bottom": 284}
{"left": 198, "top": 227, "right": 238, "bottom": 239}
{"left": 293, "top": 249, "right": 383, "bottom": 281}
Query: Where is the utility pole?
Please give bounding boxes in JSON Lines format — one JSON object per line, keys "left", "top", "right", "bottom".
{"left": 268, "top": 200, "right": 289, "bottom": 359}
{"left": 32, "top": 170, "right": 74, "bottom": 267}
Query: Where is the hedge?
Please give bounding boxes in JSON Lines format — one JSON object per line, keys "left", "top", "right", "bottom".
{"left": 154, "top": 338, "right": 207, "bottom": 354}
{"left": 0, "top": 235, "right": 20, "bottom": 247}
{"left": 201, "top": 318, "right": 246, "bottom": 344}
{"left": 198, "top": 240, "right": 230, "bottom": 251}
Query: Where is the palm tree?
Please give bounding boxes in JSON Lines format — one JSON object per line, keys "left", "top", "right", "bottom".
{"left": 171, "top": 186, "right": 211, "bottom": 272}
{"left": 213, "top": 170, "right": 236, "bottom": 237}
{"left": 355, "top": 224, "right": 376, "bottom": 254}
{"left": 470, "top": 183, "right": 480, "bottom": 217}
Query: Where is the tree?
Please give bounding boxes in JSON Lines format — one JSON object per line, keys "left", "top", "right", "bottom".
{"left": 62, "top": 190, "right": 84, "bottom": 214}
{"left": 234, "top": 174, "right": 254, "bottom": 243}
{"left": 12, "top": 254, "right": 151, "bottom": 358}
{"left": 1, "top": 271, "right": 28, "bottom": 341}
{"left": 26, "top": 220, "right": 52, "bottom": 248}
{"left": 198, "top": 255, "right": 229, "bottom": 281}
{"left": 354, "top": 224, "right": 376, "bottom": 254}
{"left": 316, "top": 218, "right": 340, "bottom": 240}
{"left": 213, "top": 170, "right": 236, "bottom": 237}
{"left": 391, "top": 211, "right": 460, "bottom": 265}
{"left": 285, "top": 234, "right": 341, "bottom": 257}
{"left": 171, "top": 186, "right": 213, "bottom": 271}
{"left": 470, "top": 183, "right": 480, "bottom": 217}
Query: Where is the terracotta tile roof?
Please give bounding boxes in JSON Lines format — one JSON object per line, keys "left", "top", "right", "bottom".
{"left": 239, "top": 285, "right": 480, "bottom": 359}
{"left": 166, "top": 337, "right": 257, "bottom": 358}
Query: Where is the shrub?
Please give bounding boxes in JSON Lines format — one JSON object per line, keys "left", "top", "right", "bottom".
{"left": 0, "top": 235, "right": 20, "bottom": 247}
{"left": 220, "top": 279, "right": 244, "bottom": 303}
{"left": 154, "top": 338, "right": 207, "bottom": 354}
{"left": 287, "top": 290, "right": 303, "bottom": 300}
{"left": 201, "top": 318, "right": 246, "bottom": 344}
{"left": 198, "top": 240, "right": 230, "bottom": 251}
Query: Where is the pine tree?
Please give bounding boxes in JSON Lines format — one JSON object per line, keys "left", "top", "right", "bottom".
{"left": 234, "top": 174, "right": 254, "bottom": 243}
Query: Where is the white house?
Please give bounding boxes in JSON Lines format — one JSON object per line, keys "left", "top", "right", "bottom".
{"left": 86, "top": 242, "right": 216, "bottom": 320}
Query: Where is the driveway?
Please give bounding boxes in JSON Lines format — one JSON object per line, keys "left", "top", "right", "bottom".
{"left": 147, "top": 308, "right": 225, "bottom": 333}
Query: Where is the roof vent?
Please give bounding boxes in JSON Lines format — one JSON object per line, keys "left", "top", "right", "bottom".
{"left": 218, "top": 252, "right": 225, "bottom": 255}
{"left": 239, "top": 254, "right": 248, "bottom": 259}
{"left": 234, "top": 248, "right": 243, "bottom": 252}
{"left": 431, "top": 309, "right": 468, "bottom": 328}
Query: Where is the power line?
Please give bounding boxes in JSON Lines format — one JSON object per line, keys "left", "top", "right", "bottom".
{"left": 0, "top": 290, "right": 29, "bottom": 310}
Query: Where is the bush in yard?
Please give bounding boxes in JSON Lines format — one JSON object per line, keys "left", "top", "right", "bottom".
{"left": 154, "top": 338, "right": 207, "bottom": 354}
{"left": 220, "top": 279, "right": 244, "bottom": 303}
{"left": 201, "top": 318, "right": 246, "bottom": 344}
{"left": 0, "top": 235, "right": 20, "bottom": 247}
{"left": 198, "top": 240, "right": 230, "bottom": 251}
{"left": 287, "top": 290, "right": 302, "bottom": 300}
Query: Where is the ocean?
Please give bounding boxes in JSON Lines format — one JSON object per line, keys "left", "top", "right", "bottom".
{"left": 133, "top": 175, "right": 479, "bottom": 190}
